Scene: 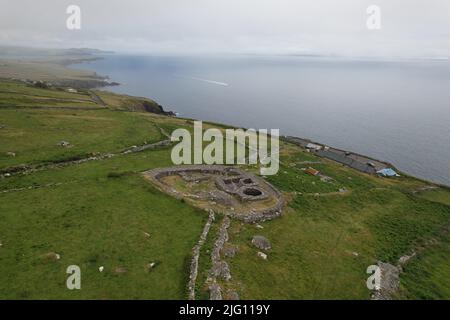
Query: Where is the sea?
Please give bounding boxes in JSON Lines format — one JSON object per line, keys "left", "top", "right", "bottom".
{"left": 81, "top": 54, "right": 450, "bottom": 186}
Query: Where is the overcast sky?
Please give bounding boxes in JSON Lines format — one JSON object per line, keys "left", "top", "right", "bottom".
{"left": 1, "top": 0, "right": 449, "bottom": 58}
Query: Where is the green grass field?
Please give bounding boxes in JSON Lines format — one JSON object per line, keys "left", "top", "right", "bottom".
{"left": 1, "top": 79, "right": 450, "bottom": 300}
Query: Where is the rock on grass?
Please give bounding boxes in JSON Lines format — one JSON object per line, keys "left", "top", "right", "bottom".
{"left": 251, "top": 235, "right": 272, "bottom": 251}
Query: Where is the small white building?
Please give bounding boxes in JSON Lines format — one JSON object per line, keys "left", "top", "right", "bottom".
{"left": 306, "top": 143, "right": 322, "bottom": 151}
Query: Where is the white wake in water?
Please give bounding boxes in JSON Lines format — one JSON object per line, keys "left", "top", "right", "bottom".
{"left": 174, "top": 74, "right": 229, "bottom": 86}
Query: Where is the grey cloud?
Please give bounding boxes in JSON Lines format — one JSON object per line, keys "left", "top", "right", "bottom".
{"left": 0, "top": 0, "right": 449, "bottom": 57}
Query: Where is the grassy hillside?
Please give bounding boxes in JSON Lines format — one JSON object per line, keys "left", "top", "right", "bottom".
{"left": 1, "top": 79, "right": 450, "bottom": 299}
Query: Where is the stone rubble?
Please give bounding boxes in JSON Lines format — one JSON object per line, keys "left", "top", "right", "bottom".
{"left": 257, "top": 252, "right": 268, "bottom": 260}
{"left": 206, "top": 216, "right": 233, "bottom": 300}
{"left": 371, "top": 261, "right": 400, "bottom": 300}
{"left": 187, "top": 210, "right": 215, "bottom": 300}
{"left": 251, "top": 235, "right": 272, "bottom": 251}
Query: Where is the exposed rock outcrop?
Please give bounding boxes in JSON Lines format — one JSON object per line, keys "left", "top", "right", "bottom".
{"left": 208, "top": 283, "right": 222, "bottom": 300}
{"left": 252, "top": 235, "right": 272, "bottom": 251}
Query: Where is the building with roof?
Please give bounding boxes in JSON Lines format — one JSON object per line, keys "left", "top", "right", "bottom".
{"left": 316, "top": 149, "right": 378, "bottom": 174}
{"left": 306, "top": 143, "right": 323, "bottom": 151}
{"left": 377, "top": 168, "right": 400, "bottom": 177}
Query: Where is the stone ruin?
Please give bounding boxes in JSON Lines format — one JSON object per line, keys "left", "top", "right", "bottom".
{"left": 143, "top": 165, "right": 284, "bottom": 223}
{"left": 215, "top": 175, "right": 268, "bottom": 202}
{"left": 143, "top": 165, "right": 284, "bottom": 301}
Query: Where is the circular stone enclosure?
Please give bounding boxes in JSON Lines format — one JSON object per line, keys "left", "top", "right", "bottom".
{"left": 243, "top": 187, "right": 263, "bottom": 196}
